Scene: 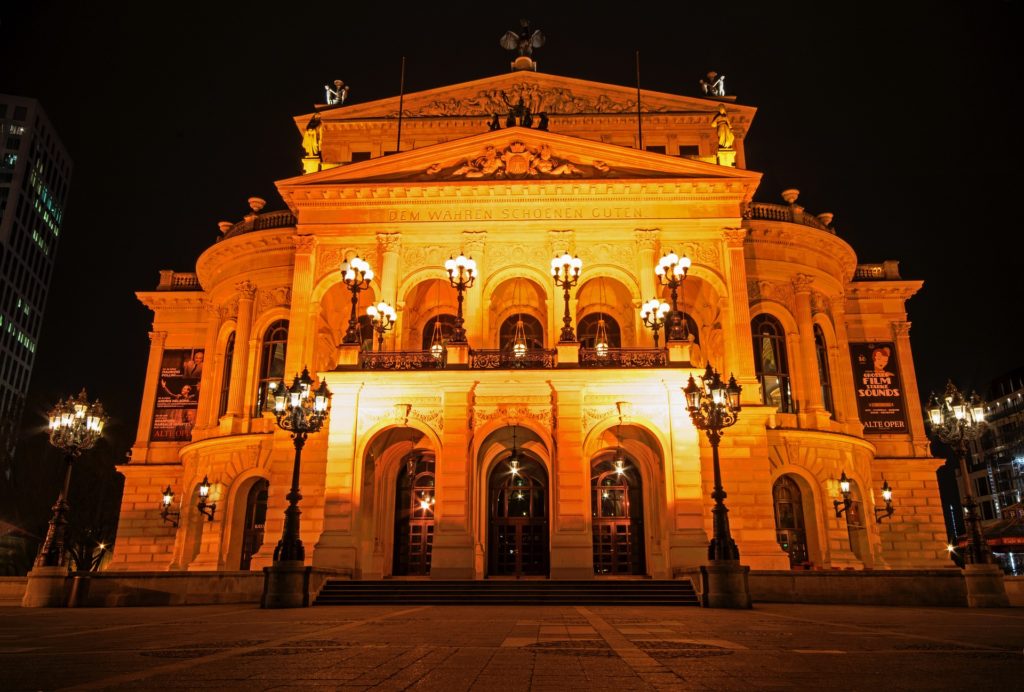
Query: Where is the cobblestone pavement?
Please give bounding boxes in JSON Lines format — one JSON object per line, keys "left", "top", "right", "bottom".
{"left": 1, "top": 603, "right": 1021, "bottom": 690}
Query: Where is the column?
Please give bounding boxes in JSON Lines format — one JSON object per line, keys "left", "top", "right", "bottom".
{"left": 197, "top": 302, "right": 223, "bottom": 429}
{"left": 462, "top": 230, "right": 487, "bottom": 345}
{"left": 892, "top": 320, "right": 930, "bottom": 451}
{"left": 633, "top": 228, "right": 659, "bottom": 301}
{"left": 721, "top": 228, "right": 757, "bottom": 392}
{"left": 133, "top": 331, "right": 167, "bottom": 459}
{"left": 285, "top": 236, "right": 317, "bottom": 375}
{"left": 793, "top": 274, "right": 826, "bottom": 415}
{"left": 226, "top": 281, "right": 256, "bottom": 418}
{"left": 376, "top": 233, "right": 402, "bottom": 350}
{"left": 431, "top": 387, "right": 475, "bottom": 579}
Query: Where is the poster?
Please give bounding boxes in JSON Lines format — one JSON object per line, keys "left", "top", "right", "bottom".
{"left": 850, "top": 342, "right": 908, "bottom": 435}
{"left": 151, "top": 348, "right": 204, "bottom": 442}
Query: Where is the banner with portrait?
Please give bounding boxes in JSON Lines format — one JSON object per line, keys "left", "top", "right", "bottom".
{"left": 151, "top": 348, "right": 204, "bottom": 442}
{"left": 850, "top": 342, "right": 908, "bottom": 435}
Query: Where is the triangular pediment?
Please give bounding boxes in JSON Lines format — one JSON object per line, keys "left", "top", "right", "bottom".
{"left": 277, "top": 127, "right": 760, "bottom": 202}
{"left": 299, "top": 70, "right": 755, "bottom": 127}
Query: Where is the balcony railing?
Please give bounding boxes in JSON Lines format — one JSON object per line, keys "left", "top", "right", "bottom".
{"left": 360, "top": 350, "right": 447, "bottom": 370}
{"left": 579, "top": 347, "right": 668, "bottom": 368}
{"left": 155, "top": 270, "right": 201, "bottom": 291}
{"left": 221, "top": 210, "right": 297, "bottom": 240}
{"left": 746, "top": 202, "right": 834, "bottom": 233}
{"left": 468, "top": 349, "right": 558, "bottom": 369}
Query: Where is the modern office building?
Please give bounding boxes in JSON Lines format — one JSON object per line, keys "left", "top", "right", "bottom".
{"left": 110, "top": 62, "right": 949, "bottom": 579}
{"left": 0, "top": 95, "right": 72, "bottom": 461}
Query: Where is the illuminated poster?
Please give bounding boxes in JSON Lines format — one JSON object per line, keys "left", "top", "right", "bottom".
{"left": 151, "top": 348, "right": 204, "bottom": 442}
{"left": 850, "top": 342, "right": 908, "bottom": 435}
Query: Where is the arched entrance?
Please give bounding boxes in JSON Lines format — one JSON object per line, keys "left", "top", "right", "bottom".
{"left": 772, "top": 475, "right": 809, "bottom": 568}
{"left": 592, "top": 454, "right": 645, "bottom": 575}
{"left": 488, "top": 456, "right": 549, "bottom": 577}
{"left": 239, "top": 479, "right": 269, "bottom": 570}
{"left": 392, "top": 453, "right": 436, "bottom": 576}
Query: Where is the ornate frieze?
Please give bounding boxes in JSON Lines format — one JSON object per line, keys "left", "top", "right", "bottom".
{"left": 390, "top": 84, "right": 671, "bottom": 117}
{"left": 357, "top": 399, "right": 444, "bottom": 437}
{"left": 469, "top": 404, "right": 554, "bottom": 432}
{"left": 487, "top": 242, "right": 553, "bottom": 270}
{"left": 256, "top": 286, "right": 292, "bottom": 313}
{"left": 427, "top": 141, "right": 606, "bottom": 180}
{"left": 315, "top": 245, "right": 377, "bottom": 283}
{"left": 402, "top": 244, "right": 453, "bottom": 271}
{"left": 748, "top": 279, "right": 796, "bottom": 312}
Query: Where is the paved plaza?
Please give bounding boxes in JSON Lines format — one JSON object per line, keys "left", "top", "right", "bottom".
{"left": 0, "top": 603, "right": 1021, "bottom": 690}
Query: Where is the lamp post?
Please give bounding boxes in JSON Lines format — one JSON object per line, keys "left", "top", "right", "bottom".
{"left": 36, "top": 390, "right": 107, "bottom": 567}
{"left": 270, "top": 367, "right": 331, "bottom": 563}
{"left": 683, "top": 364, "right": 742, "bottom": 562}
{"left": 926, "top": 381, "right": 992, "bottom": 565}
{"left": 656, "top": 251, "right": 691, "bottom": 341}
{"left": 640, "top": 298, "right": 670, "bottom": 348}
{"left": 551, "top": 252, "right": 582, "bottom": 342}
{"left": 445, "top": 252, "right": 477, "bottom": 343}
{"left": 341, "top": 256, "right": 374, "bottom": 344}
{"left": 366, "top": 301, "right": 397, "bottom": 352}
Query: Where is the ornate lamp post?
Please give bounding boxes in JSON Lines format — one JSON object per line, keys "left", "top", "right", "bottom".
{"left": 640, "top": 298, "right": 670, "bottom": 348}
{"left": 656, "top": 251, "right": 692, "bottom": 341}
{"left": 366, "top": 301, "right": 397, "bottom": 352}
{"left": 926, "top": 381, "right": 992, "bottom": 565}
{"left": 340, "top": 256, "right": 374, "bottom": 344}
{"left": 37, "top": 390, "right": 107, "bottom": 567}
{"left": 445, "top": 252, "right": 477, "bottom": 343}
{"left": 684, "top": 364, "right": 742, "bottom": 562}
{"left": 551, "top": 252, "right": 582, "bottom": 342}
{"left": 271, "top": 367, "right": 331, "bottom": 563}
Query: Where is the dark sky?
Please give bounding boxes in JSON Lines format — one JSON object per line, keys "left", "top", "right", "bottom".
{"left": 1, "top": 1, "right": 1020, "bottom": 452}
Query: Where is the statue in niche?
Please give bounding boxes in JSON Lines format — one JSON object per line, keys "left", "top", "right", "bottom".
{"left": 700, "top": 71, "right": 727, "bottom": 97}
{"left": 712, "top": 104, "right": 735, "bottom": 149}
{"left": 500, "top": 19, "right": 546, "bottom": 57}
{"left": 301, "top": 115, "right": 322, "bottom": 158}
{"left": 324, "top": 79, "right": 349, "bottom": 105}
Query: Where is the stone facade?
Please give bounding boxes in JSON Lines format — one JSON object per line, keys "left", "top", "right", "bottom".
{"left": 110, "top": 69, "right": 948, "bottom": 578}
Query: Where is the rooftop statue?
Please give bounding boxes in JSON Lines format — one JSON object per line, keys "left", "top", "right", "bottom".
{"left": 712, "top": 104, "right": 735, "bottom": 149}
{"left": 302, "top": 115, "right": 322, "bottom": 158}
{"left": 700, "top": 71, "right": 727, "bottom": 97}
{"left": 324, "top": 79, "right": 349, "bottom": 106}
{"left": 500, "top": 19, "right": 546, "bottom": 57}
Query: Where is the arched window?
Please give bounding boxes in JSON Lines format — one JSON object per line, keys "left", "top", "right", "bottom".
{"left": 217, "top": 331, "right": 235, "bottom": 418}
{"left": 421, "top": 314, "right": 458, "bottom": 351}
{"left": 772, "top": 475, "right": 809, "bottom": 568}
{"left": 577, "top": 314, "right": 621, "bottom": 349}
{"left": 499, "top": 315, "right": 544, "bottom": 351}
{"left": 751, "top": 314, "right": 793, "bottom": 413}
{"left": 255, "top": 320, "right": 288, "bottom": 413}
{"left": 814, "top": 324, "right": 835, "bottom": 416}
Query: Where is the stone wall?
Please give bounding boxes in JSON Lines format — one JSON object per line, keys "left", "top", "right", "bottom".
{"left": 0, "top": 577, "right": 27, "bottom": 605}
{"left": 749, "top": 569, "right": 968, "bottom": 607}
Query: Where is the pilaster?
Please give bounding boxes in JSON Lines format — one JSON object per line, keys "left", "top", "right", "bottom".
{"left": 721, "top": 228, "right": 757, "bottom": 394}
{"left": 431, "top": 387, "right": 475, "bottom": 579}
{"left": 196, "top": 302, "right": 223, "bottom": 429}
{"left": 793, "top": 274, "right": 828, "bottom": 425}
{"left": 462, "top": 231, "right": 487, "bottom": 345}
{"left": 225, "top": 281, "right": 256, "bottom": 426}
{"left": 550, "top": 385, "right": 592, "bottom": 579}
{"left": 285, "top": 235, "right": 317, "bottom": 376}
{"left": 133, "top": 331, "right": 167, "bottom": 459}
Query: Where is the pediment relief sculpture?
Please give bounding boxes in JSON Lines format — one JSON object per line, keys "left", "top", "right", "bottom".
{"left": 429, "top": 141, "right": 603, "bottom": 180}
{"left": 391, "top": 83, "right": 669, "bottom": 117}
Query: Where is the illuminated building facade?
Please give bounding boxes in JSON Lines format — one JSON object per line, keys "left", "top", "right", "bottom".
{"left": 111, "top": 69, "right": 949, "bottom": 579}
{"left": 0, "top": 95, "right": 71, "bottom": 456}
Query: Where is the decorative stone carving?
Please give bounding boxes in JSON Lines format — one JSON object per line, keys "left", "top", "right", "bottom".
{"left": 402, "top": 244, "right": 451, "bottom": 271}
{"left": 722, "top": 228, "right": 747, "bottom": 247}
{"left": 487, "top": 242, "right": 551, "bottom": 270}
{"left": 376, "top": 233, "right": 402, "bottom": 253}
{"left": 390, "top": 84, "right": 671, "bottom": 117}
{"left": 891, "top": 320, "right": 912, "bottom": 338}
{"left": 357, "top": 400, "right": 443, "bottom": 437}
{"left": 748, "top": 279, "right": 795, "bottom": 311}
{"left": 462, "top": 230, "right": 487, "bottom": 255}
{"left": 293, "top": 235, "right": 316, "bottom": 252}
{"left": 791, "top": 273, "right": 815, "bottom": 293}
{"left": 810, "top": 290, "right": 832, "bottom": 316}
{"left": 633, "top": 228, "right": 660, "bottom": 252}
{"left": 257, "top": 286, "right": 292, "bottom": 313}
{"left": 547, "top": 229, "right": 575, "bottom": 254}
{"left": 675, "top": 241, "right": 720, "bottom": 271}
{"left": 431, "top": 141, "right": 597, "bottom": 180}
{"left": 316, "top": 246, "right": 377, "bottom": 282}
{"left": 149, "top": 331, "right": 168, "bottom": 346}
{"left": 470, "top": 405, "right": 554, "bottom": 432}
{"left": 235, "top": 280, "right": 257, "bottom": 299}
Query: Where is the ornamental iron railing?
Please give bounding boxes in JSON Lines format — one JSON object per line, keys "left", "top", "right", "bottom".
{"left": 468, "top": 349, "right": 558, "bottom": 370}
{"left": 579, "top": 347, "right": 668, "bottom": 368}
{"left": 360, "top": 350, "right": 447, "bottom": 370}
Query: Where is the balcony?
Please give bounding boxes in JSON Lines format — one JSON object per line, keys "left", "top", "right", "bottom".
{"left": 219, "top": 209, "right": 297, "bottom": 241}
{"left": 155, "top": 271, "right": 200, "bottom": 291}
{"left": 744, "top": 189, "right": 835, "bottom": 234}
{"left": 354, "top": 346, "right": 675, "bottom": 371}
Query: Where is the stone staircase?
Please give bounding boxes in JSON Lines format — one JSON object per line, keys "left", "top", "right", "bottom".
{"left": 314, "top": 579, "right": 699, "bottom": 606}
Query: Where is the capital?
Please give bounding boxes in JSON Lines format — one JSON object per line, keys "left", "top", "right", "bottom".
{"left": 792, "top": 273, "right": 815, "bottom": 293}
{"left": 891, "top": 320, "right": 912, "bottom": 338}
{"left": 148, "top": 331, "right": 168, "bottom": 346}
{"left": 293, "top": 234, "right": 316, "bottom": 252}
{"left": 203, "top": 299, "right": 224, "bottom": 318}
{"left": 547, "top": 229, "right": 575, "bottom": 253}
{"left": 462, "top": 230, "right": 487, "bottom": 254}
{"left": 633, "top": 228, "right": 660, "bottom": 251}
{"left": 235, "top": 280, "right": 257, "bottom": 299}
{"left": 722, "top": 227, "right": 747, "bottom": 247}
{"left": 377, "top": 232, "right": 402, "bottom": 253}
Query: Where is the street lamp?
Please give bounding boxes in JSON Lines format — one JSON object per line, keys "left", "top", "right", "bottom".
{"left": 271, "top": 367, "right": 331, "bottom": 562}
{"left": 445, "top": 252, "right": 477, "bottom": 343}
{"left": 197, "top": 476, "right": 216, "bottom": 521}
{"left": 656, "top": 251, "right": 692, "bottom": 341}
{"left": 160, "top": 486, "right": 180, "bottom": 527}
{"left": 684, "top": 362, "right": 741, "bottom": 560}
{"left": 640, "top": 298, "right": 670, "bottom": 348}
{"left": 926, "top": 381, "right": 992, "bottom": 565}
{"left": 340, "top": 256, "right": 374, "bottom": 344}
{"left": 874, "top": 478, "right": 894, "bottom": 523}
{"left": 37, "top": 389, "right": 107, "bottom": 567}
{"left": 551, "top": 252, "right": 583, "bottom": 342}
{"left": 833, "top": 470, "right": 852, "bottom": 517}
{"left": 366, "top": 301, "right": 397, "bottom": 352}
{"left": 683, "top": 364, "right": 742, "bottom": 561}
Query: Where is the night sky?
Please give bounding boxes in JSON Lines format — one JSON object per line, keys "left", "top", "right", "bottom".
{"left": 0, "top": 2, "right": 1019, "bottom": 454}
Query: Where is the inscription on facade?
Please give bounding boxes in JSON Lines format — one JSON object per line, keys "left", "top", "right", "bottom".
{"left": 387, "top": 207, "right": 644, "bottom": 223}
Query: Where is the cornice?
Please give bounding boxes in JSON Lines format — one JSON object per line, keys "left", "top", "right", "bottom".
{"left": 745, "top": 222, "right": 858, "bottom": 275}
{"left": 195, "top": 228, "right": 295, "bottom": 288}
{"left": 136, "top": 291, "right": 206, "bottom": 311}
{"left": 846, "top": 280, "right": 924, "bottom": 300}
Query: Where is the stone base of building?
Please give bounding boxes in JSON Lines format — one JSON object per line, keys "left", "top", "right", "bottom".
{"left": 963, "top": 564, "right": 1011, "bottom": 608}
{"left": 262, "top": 561, "right": 311, "bottom": 609}
{"left": 682, "top": 562, "right": 752, "bottom": 609}
{"left": 21, "top": 566, "right": 69, "bottom": 608}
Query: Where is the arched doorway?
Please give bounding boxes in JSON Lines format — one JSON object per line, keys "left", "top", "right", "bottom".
{"left": 392, "top": 453, "right": 436, "bottom": 576}
{"left": 239, "top": 479, "right": 269, "bottom": 570}
{"left": 488, "top": 456, "right": 549, "bottom": 577}
{"left": 772, "top": 475, "right": 809, "bottom": 568}
{"left": 592, "top": 454, "right": 645, "bottom": 575}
